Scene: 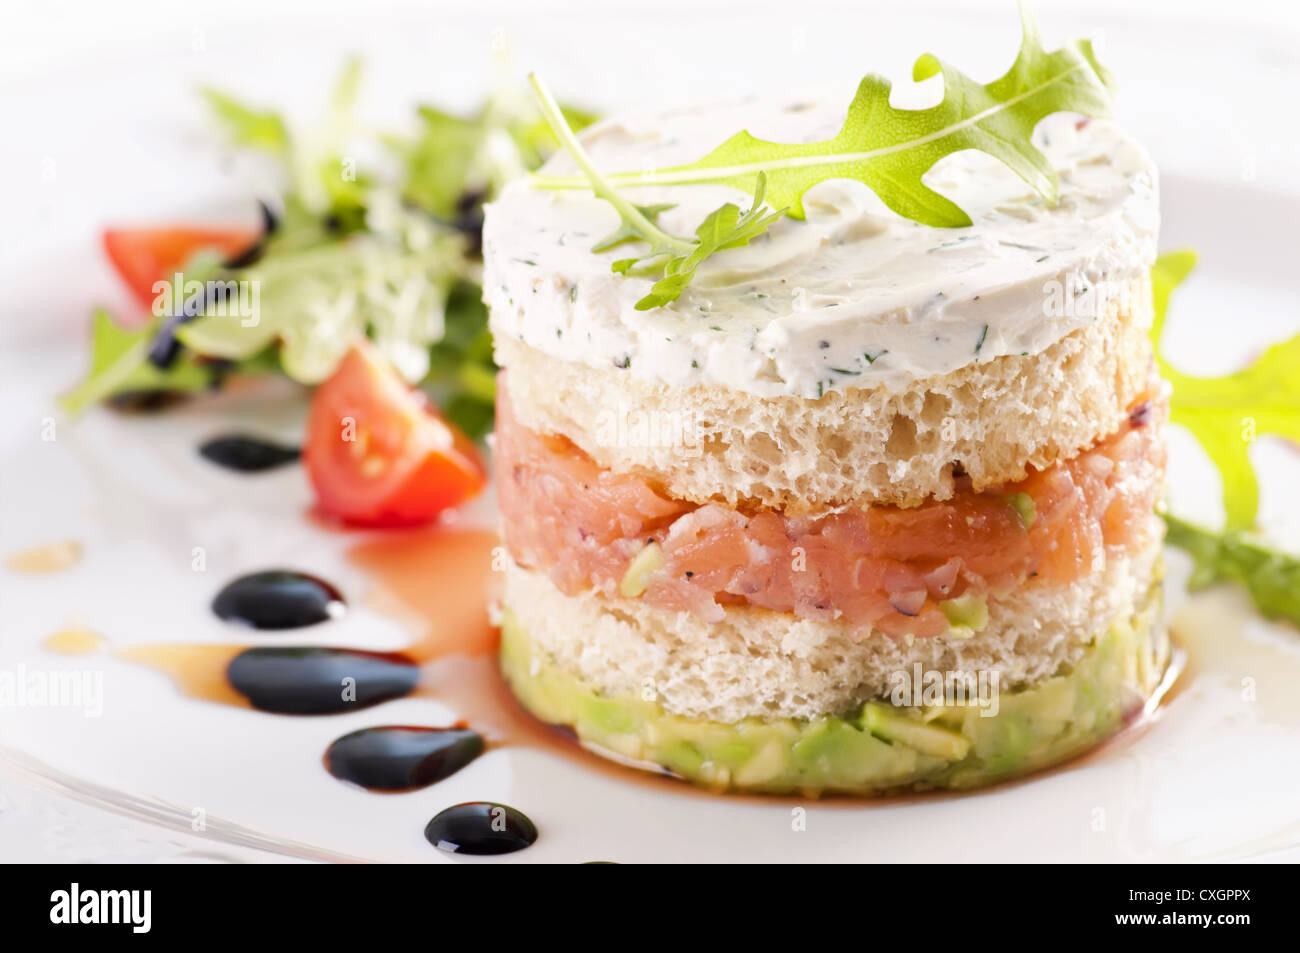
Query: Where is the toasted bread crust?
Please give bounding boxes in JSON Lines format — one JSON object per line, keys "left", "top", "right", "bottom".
{"left": 494, "top": 276, "right": 1153, "bottom": 512}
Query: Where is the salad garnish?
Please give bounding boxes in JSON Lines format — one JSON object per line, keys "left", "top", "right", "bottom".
{"left": 62, "top": 60, "right": 592, "bottom": 440}
{"left": 1152, "top": 250, "right": 1300, "bottom": 533}
{"left": 1153, "top": 250, "right": 1300, "bottom": 626}
{"left": 1164, "top": 515, "right": 1300, "bottom": 627}
{"left": 529, "top": 3, "right": 1114, "bottom": 308}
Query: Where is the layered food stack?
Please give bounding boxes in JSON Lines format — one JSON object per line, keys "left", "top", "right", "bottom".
{"left": 483, "top": 96, "right": 1168, "bottom": 794}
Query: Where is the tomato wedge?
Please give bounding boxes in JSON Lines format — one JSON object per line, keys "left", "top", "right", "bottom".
{"left": 304, "top": 343, "right": 488, "bottom": 527}
{"left": 103, "top": 226, "right": 259, "bottom": 312}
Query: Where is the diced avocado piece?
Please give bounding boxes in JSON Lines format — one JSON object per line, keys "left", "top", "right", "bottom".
{"left": 862, "top": 702, "right": 971, "bottom": 761}
{"left": 589, "top": 730, "right": 647, "bottom": 761}
{"left": 619, "top": 541, "right": 664, "bottom": 597}
{"left": 709, "top": 739, "right": 756, "bottom": 768}
{"left": 1023, "top": 674, "right": 1077, "bottom": 723}
{"left": 657, "top": 740, "right": 707, "bottom": 776}
{"left": 791, "top": 719, "right": 913, "bottom": 786}
{"left": 696, "top": 761, "right": 733, "bottom": 789}
{"left": 1006, "top": 492, "right": 1037, "bottom": 528}
{"left": 789, "top": 720, "right": 858, "bottom": 771}
{"left": 977, "top": 714, "right": 1035, "bottom": 774}
{"left": 498, "top": 572, "right": 1166, "bottom": 795}
{"left": 669, "top": 716, "right": 744, "bottom": 750}
{"left": 940, "top": 593, "right": 989, "bottom": 638}
{"left": 733, "top": 740, "right": 788, "bottom": 786}
{"left": 581, "top": 695, "right": 643, "bottom": 734}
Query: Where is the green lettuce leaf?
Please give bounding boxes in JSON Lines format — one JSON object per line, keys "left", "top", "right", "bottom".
{"left": 1153, "top": 250, "right": 1300, "bottom": 627}
{"left": 67, "top": 60, "right": 590, "bottom": 424}
{"left": 203, "top": 58, "right": 369, "bottom": 230}
{"left": 1152, "top": 250, "right": 1300, "bottom": 532}
{"left": 1164, "top": 514, "right": 1300, "bottom": 628}
{"left": 177, "top": 200, "right": 467, "bottom": 385}
{"left": 392, "top": 106, "right": 485, "bottom": 220}
{"left": 392, "top": 94, "right": 596, "bottom": 220}
{"left": 59, "top": 310, "right": 214, "bottom": 415}
{"left": 535, "top": 4, "right": 1113, "bottom": 227}
{"left": 199, "top": 89, "right": 291, "bottom": 157}
{"left": 421, "top": 280, "right": 497, "bottom": 440}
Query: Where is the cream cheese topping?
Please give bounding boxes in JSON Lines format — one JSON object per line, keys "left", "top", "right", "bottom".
{"left": 483, "top": 98, "right": 1158, "bottom": 398}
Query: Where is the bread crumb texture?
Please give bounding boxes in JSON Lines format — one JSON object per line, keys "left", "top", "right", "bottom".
{"left": 503, "top": 526, "right": 1163, "bottom": 724}
{"left": 496, "top": 277, "right": 1153, "bottom": 512}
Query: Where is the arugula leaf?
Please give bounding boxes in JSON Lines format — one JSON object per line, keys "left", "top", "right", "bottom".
{"left": 529, "top": 74, "right": 783, "bottom": 309}
{"left": 1164, "top": 514, "right": 1300, "bottom": 628}
{"left": 527, "top": 4, "right": 1111, "bottom": 307}
{"left": 1152, "top": 250, "right": 1300, "bottom": 627}
{"left": 1152, "top": 250, "right": 1300, "bottom": 532}
{"left": 509, "top": 103, "right": 599, "bottom": 169}
{"left": 622, "top": 175, "right": 785, "bottom": 311}
{"left": 529, "top": 73, "right": 693, "bottom": 262}
{"left": 534, "top": 4, "right": 1112, "bottom": 228}
{"left": 59, "top": 310, "right": 213, "bottom": 414}
{"left": 592, "top": 203, "right": 675, "bottom": 253}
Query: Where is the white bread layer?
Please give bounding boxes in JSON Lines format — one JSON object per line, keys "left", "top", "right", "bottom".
{"left": 502, "top": 524, "right": 1163, "bottom": 724}
{"left": 496, "top": 279, "right": 1154, "bottom": 512}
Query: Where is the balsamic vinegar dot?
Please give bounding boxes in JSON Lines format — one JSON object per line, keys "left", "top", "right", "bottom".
{"left": 212, "top": 571, "right": 345, "bottom": 630}
{"left": 227, "top": 647, "right": 417, "bottom": 714}
{"left": 424, "top": 802, "right": 538, "bottom": 856}
{"left": 199, "top": 434, "right": 301, "bottom": 473}
{"left": 326, "top": 726, "right": 485, "bottom": 791}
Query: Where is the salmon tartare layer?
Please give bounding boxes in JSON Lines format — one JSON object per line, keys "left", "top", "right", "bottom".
{"left": 495, "top": 382, "right": 1167, "bottom": 641}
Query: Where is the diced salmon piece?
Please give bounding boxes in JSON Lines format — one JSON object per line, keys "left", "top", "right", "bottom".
{"left": 495, "top": 379, "right": 1167, "bottom": 639}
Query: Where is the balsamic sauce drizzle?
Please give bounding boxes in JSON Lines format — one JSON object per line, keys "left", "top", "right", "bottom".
{"left": 199, "top": 434, "right": 300, "bottom": 473}
{"left": 325, "top": 726, "right": 485, "bottom": 791}
{"left": 212, "top": 570, "right": 345, "bottom": 630}
{"left": 226, "top": 647, "right": 417, "bottom": 715}
{"left": 191, "top": 524, "right": 537, "bottom": 853}
{"left": 424, "top": 802, "right": 538, "bottom": 856}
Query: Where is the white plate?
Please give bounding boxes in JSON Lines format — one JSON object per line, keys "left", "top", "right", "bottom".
{"left": 2, "top": 0, "right": 1299, "bottom": 864}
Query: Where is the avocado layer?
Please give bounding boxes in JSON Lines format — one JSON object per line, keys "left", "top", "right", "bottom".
{"left": 499, "top": 586, "right": 1169, "bottom": 795}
